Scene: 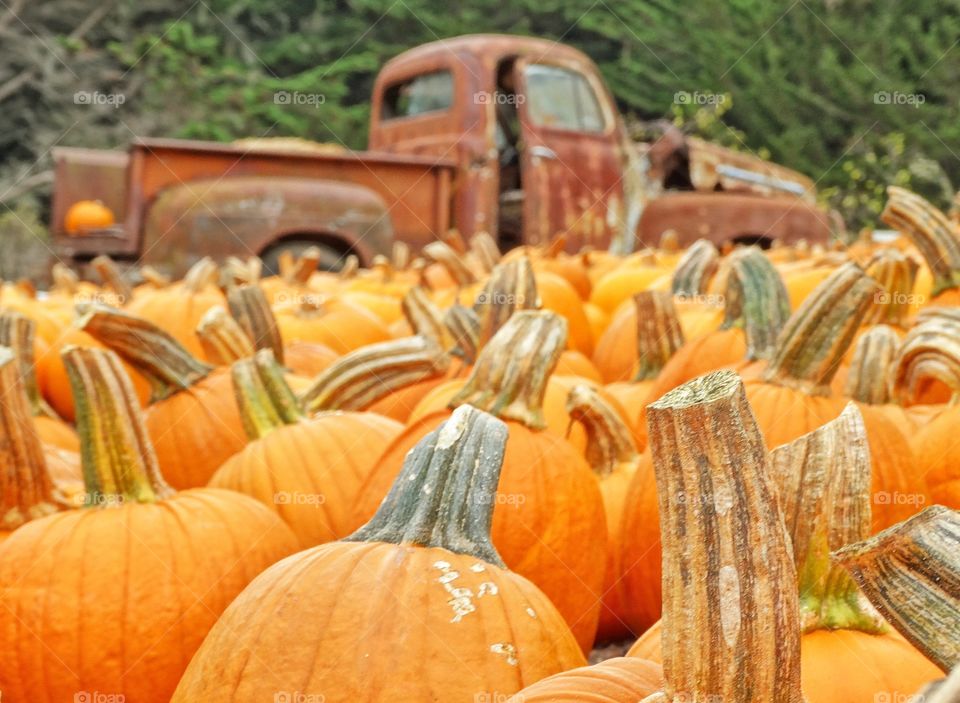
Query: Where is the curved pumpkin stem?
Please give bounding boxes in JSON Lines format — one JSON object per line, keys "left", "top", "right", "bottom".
{"left": 402, "top": 287, "right": 448, "bottom": 348}
{"left": 891, "top": 312, "right": 960, "bottom": 405}
{"left": 863, "top": 249, "right": 920, "bottom": 327}
{"left": 0, "top": 312, "right": 58, "bottom": 419}
{"left": 233, "top": 349, "right": 305, "bottom": 440}
{"left": 722, "top": 247, "right": 790, "bottom": 361}
{"left": 648, "top": 370, "right": 803, "bottom": 703}
{"left": 51, "top": 263, "right": 79, "bottom": 295}
{"left": 881, "top": 186, "right": 960, "bottom": 297}
{"left": 139, "top": 266, "right": 171, "bottom": 289}
{"left": 633, "top": 291, "right": 684, "bottom": 382}
{"left": 0, "top": 346, "right": 60, "bottom": 530}
{"left": 450, "top": 311, "right": 567, "bottom": 429}
{"left": 474, "top": 257, "right": 540, "bottom": 348}
{"left": 763, "top": 263, "right": 879, "bottom": 395}
{"left": 196, "top": 306, "right": 255, "bottom": 365}
{"left": 91, "top": 255, "right": 134, "bottom": 306}
{"left": 423, "top": 240, "right": 477, "bottom": 287}
{"left": 444, "top": 304, "right": 480, "bottom": 365}
{"left": 300, "top": 336, "right": 450, "bottom": 414}
{"left": 844, "top": 325, "right": 899, "bottom": 405}
{"left": 834, "top": 504, "right": 959, "bottom": 673}
{"left": 671, "top": 239, "right": 719, "bottom": 297}
{"left": 566, "top": 384, "right": 638, "bottom": 478}
{"left": 62, "top": 345, "right": 173, "bottom": 505}
{"left": 182, "top": 256, "right": 219, "bottom": 294}
{"left": 769, "top": 404, "right": 886, "bottom": 634}
{"left": 227, "top": 283, "right": 285, "bottom": 364}
{"left": 347, "top": 404, "right": 508, "bottom": 567}
{"left": 469, "top": 231, "right": 501, "bottom": 273}
{"left": 287, "top": 247, "right": 321, "bottom": 286}
{"left": 77, "top": 304, "right": 213, "bottom": 402}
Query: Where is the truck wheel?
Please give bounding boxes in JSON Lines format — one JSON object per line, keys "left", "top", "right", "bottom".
{"left": 260, "top": 240, "right": 347, "bottom": 276}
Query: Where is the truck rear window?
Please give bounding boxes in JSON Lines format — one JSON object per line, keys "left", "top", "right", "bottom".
{"left": 524, "top": 64, "right": 606, "bottom": 133}
{"left": 382, "top": 71, "right": 453, "bottom": 120}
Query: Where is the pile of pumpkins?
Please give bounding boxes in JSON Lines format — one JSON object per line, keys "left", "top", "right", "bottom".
{"left": 0, "top": 184, "right": 958, "bottom": 702}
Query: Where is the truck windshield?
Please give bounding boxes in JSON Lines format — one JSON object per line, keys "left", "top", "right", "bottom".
{"left": 523, "top": 64, "right": 605, "bottom": 133}
{"left": 382, "top": 71, "right": 454, "bottom": 120}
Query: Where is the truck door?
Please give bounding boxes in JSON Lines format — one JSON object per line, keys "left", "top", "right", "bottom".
{"left": 514, "top": 59, "right": 627, "bottom": 251}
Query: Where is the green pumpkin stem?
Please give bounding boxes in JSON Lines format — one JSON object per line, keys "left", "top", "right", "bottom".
{"left": 891, "top": 313, "right": 960, "bottom": 405}
{"left": 770, "top": 404, "right": 886, "bottom": 634}
{"left": 226, "top": 283, "right": 285, "bottom": 365}
{"left": 0, "top": 346, "right": 60, "bottom": 530}
{"left": 402, "top": 287, "right": 448, "bottom": 348}
{"left": 346, "top": 404, "right": 508, "bottom": 566}
{"left": 449, "top": 310, "right": 567, "bottom": 429}
{"left": 834, "top": 505, "right": 959, "bottom": 672}
{"left": 648, "top": 370, "right": 803, "bottom": 703}
{"left": 91, "top": 255, "right": 134, "bottom": 305}
{"left": 444, "top": 304, "right": 480, "bottom": 365}
{"left": 566, "top": 384, "right": 638, "bottom": 477}
{"left": 671, "top": 239, "right": 719, "bottom": 296}
{"left": 863, "top": 249, "right": 920, "bottom": 327}
{"left": 0, "top": 312, "right": 59, "bottom": 418}
{"left": 763, "top": 263, "right": 879, "bottom": 395}
{"left": 77, "top": 304, "right": 213, "bottom": 402}
{"left": 722, "top": 247, "right": 791, "bottom": 361}
{"left": 300, "top": 336, "right": 450, "bottom": 414}
{"left": 232, "top": 349, "right": 305, "bottom": 440}
{"left": 196, "top": 306, "right": 255, "bottom": 365}
{"left": 882, "top": 187, "right": 960, "bottom": 297}
{"left": 845, "top": 325, "right": 900, "bottom": 405}
{"left": 474, "top": 257, "right": 540, "bottom": 348}
{"left": 62, "top": 345, "right": 173, "bottom": 506}
{"left": 633, "top": 291, "right": 684, "bottom": 381}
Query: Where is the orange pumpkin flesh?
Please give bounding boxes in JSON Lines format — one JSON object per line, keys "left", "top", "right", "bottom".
{"left": 173, "top": 405, "right": 586, "bottom": 702}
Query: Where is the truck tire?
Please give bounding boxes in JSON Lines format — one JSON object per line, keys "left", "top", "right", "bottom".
{"left": 260, "top": 240, "right": 347, "bottom": 276}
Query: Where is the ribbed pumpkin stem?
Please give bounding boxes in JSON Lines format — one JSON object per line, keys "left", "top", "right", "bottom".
{"left": 0, "top": 312, "right": 57, "bottom": 418}
{"left": 633, "top": 291, "right": 684, "bottom": 381}
{"left": 77, "top": 304, "right": 213, "bottom": 402}
{"left": 474, "top": 257, "right": 539, "bottom": 348}
{"left": 722, "top": 248, "right": 791, "bottom": 361}
{"left": 0, "top": 346, "right": 59, "bottom": 530}
{"left": 196, "top": 306, "right": 255, "bottom": 365}
{"left": 392, "top": 241, "right": 411, "bottom": 270}
{"left": 402, "top": 287, "right": 448, "bottom": 348}
{"left": 763, "top": 263, "right": 879, "bottom": 395}
{"left": 182, "top": 257, "right": 219, "bottom": 293}
{"left": 863, "top": 249, "right": 919, "bottom": 327}
{"left": 233, "top": 349, "right": 305, "bottom": 440}
{"left": 892, "top": 313, "right": 960, "bottom": 405}
{"left": 51, "top": 263, "right": 79, "bottom": 295}
{"left": 444, "top": 304, "right": 480, "bottom": 365}
{"left": 140, "top": 266, "right": 171, "bottom": 289}
{"left": 845, "top": 325, "right": 899, "bottom": 404}
{"left": 92, "top": 255, "right": 134, "bottom": 305}
{"left": 449, "top": 311, "right": 567, "bottom": 429}
{"left": 648, "top": 370, "right": 803, "bottom": 703}
{"left": 227, "top": 283, "right": 285, "bottom": 364}
{"left": 469, "top": 231, "right": 501, "bottom": 273}
{"left": 882, "top": 186, "right": 960, "bottom": 296}
{"left": 423, "top": 240, "right": 477, "bottom": 287}
{"left": 834, "top": 505, "right": 959, "bottom": 672}
{"left": 566, "top": 384, "right": 638, "bottom": 477}
{"left": 671, "top": 239, "right": 719, "bottom": 297}
{"left": 62, "top": 345, "right": 173, "bottom": 505}
{"left": 288, "top": 247, "right": 320, "bottom": 285}
{"left": 300, "top": 336, "right": 450, "bottom": 414}
{"left": 769, "top": 404, "right": 886, "bottom": 634}
{"left": 346, "top": 404, "right": 508, "bottom": 566}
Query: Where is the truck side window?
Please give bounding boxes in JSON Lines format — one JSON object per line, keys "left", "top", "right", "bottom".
{"left": 381, "top": 71, "right": 453, "bottom": 120}
{"left": 523, "top": 64, "right": 605, "bottom": 133}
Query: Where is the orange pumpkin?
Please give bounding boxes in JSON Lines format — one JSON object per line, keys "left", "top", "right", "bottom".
{"left": 209, "top": 350, "right": 403, "bottom": 547}
{"left": 64, "top": 199, "right": 115, "bottom": 234}
{"left": 172, "top": 405, "right": 586, "bottom": 702}
{"left": 0, "top": 346, "right": 298, "bottom": 703}
{"left": 506, "top": 657, "right": 662, "bottom": 702}
{"left": 354, "top": 312, "right": 607, "bottom": 653}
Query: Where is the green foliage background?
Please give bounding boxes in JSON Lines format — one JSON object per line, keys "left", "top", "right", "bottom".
{"left": 2, "top": 0, "right": 959, "bottom": 232}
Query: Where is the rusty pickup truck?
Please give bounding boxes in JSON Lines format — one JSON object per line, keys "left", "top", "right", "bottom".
{"left": 51, "top": 34, "right": 832, "bottom": 276}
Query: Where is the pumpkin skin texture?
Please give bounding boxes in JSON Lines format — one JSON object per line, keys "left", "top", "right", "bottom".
{"left": 628, "top": 622, "right": 942, "bottom": 703}
{"left": 0, "top": 489, "right": 299, "bottom": 703}
{"left": 355, "top": 411, "right": 607, "bottom": 653}
{"left": 209, "top": 411, "right": 403, "bottom": 547}
{"left": 615, "top": 450, "right": 660, "bottom": 634}
{"left": 506, "top": 657, "right": 662, "bottom": 702}
{"left": 910, "top": 406, "right": 960, "bottom": 510}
